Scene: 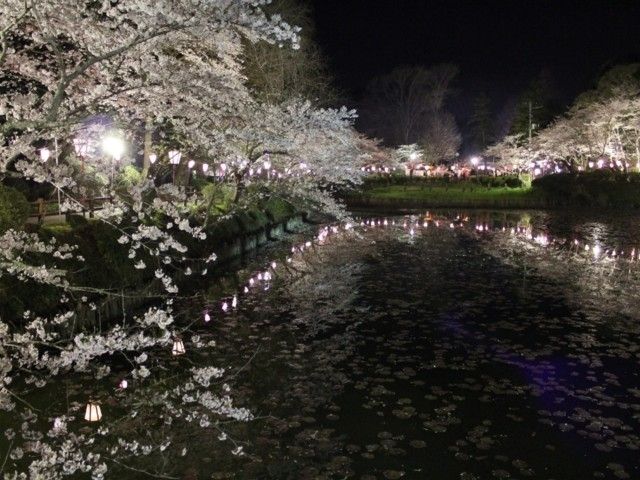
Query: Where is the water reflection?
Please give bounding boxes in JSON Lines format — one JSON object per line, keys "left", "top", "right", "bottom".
{"left": 166, "top": 210, "right": 640, "bottom": 479}
{"left": 9, "top": 210, "right": 640, "bottom": 479}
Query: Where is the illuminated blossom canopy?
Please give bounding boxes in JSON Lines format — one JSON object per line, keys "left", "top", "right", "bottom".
{"left": 0, "top": 1, "right": 366, "bottom": 477}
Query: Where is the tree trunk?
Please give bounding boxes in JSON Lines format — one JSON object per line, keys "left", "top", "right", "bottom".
{"left": 233, "top": 175, "right": 245, "bottom": 203}
{"left": 141, "top": 116, "right": 153, "bottom": 179}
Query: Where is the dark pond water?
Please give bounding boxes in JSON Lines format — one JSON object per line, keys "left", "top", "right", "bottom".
{"left": 154, "top": 210, "right": 640, "bottom": 479}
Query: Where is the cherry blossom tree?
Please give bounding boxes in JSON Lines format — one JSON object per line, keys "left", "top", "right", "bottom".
{"left": 356, "top": 135, "right": 397, "bottom": 174}
{"left": 485, "top": 134, "right": 532, "bottom": 171}
{"left": 395, "top": 144, "right": 424, "bottom": 176}
{"left": 188, "top": 98, "right": 363, "bottom": 217}
{"left": 0, "top": 4, "right": 373, "bottom": 478}
{"left": 0, "top": 1, "right": 372, "bottom": 478}
{"left": 487, "top": 66, "right": 640, "bottom": 174}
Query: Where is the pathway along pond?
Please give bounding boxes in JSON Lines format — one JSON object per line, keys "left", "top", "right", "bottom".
{"left": 158, "top": 209, "right": 640, "bottom": 480}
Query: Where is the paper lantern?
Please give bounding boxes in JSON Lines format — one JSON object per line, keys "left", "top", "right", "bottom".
{"left": 84, "top": 401, "right": 102, "bottom": 422}
{"left": 172, "top": 337, "right": 186, "bottom": 356}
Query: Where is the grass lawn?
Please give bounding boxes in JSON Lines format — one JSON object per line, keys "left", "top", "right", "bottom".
{"left": 350, "top": 185, "right": 545, "bottom": 209}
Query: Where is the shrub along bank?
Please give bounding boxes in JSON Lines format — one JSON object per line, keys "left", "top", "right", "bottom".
{"left": 532, "top": 171, "right": 640, "bottom": 208}
{"left": 0, "top": 185, "right": 30, "bottom": 232}
{"left": 0, "top": 197, "right": 302, "bottom": 321}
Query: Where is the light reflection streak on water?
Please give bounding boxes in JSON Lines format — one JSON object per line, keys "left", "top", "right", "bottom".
{"left": 203, "top": 212, "right": 640, "bottom": 319}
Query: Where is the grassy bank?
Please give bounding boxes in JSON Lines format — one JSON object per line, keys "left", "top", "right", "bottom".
{"left": 349, "top": 184, "right": 544, "bottom": 209}
{"left": 346, "top": 172, "right": 640, "bottom": 210}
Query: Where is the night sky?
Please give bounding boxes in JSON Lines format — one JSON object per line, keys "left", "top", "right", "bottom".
{"left": 311, "top": 0, "right": 640, "bottom": 114}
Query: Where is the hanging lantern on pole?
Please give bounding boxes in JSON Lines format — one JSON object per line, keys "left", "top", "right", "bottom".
{"left": 168, "top": 150, "right": 182, "bottom": 184}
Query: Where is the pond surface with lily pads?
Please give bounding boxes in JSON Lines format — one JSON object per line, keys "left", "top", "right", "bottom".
{"left": 162, "top": 209, "right": 640, "bottom": 480}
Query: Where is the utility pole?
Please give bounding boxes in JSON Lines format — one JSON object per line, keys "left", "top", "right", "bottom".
{"left": 528, "top": 100, "right": 533, "bottom": 144}
{"left": 54, "top": 138, "right": 61, "bottom": 215}
{"left": 141, "top": 116, "right": 153, "bottom": 180}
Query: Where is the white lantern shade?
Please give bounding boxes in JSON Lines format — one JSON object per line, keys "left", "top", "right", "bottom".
{"left": 172, "top": 338, "right": 186, "bottom": 356}
{"left": 202, "top": 163, "right": 209, "bottom": 173}
{"left": 84, "top": 401, "right": 102, "bottom": 422}
{"left": 168, "top": 150, "right": 182, "bottom": 165}
{"left": 149, "top": 154, "right": 157, "bottom": 164}
{"left": 53, "top": 417, "right": 65, "bottom": 431}
{"left": 40, "top": 148, "right": 51, "bottom": 162}
{"left": 73, "top": 138, "right": 89, "bottom": 157}
{"left": 188, "top": 160, "right": 195, "bottom": 169}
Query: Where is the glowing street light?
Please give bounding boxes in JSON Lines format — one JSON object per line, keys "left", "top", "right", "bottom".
{"left": 102, "top": 135, "right": 125, "bottom": 189}
{"left": 102, "top": 135, "right": 125, "bottom": 161}
{"left": 202, "top": 163, "right": 209, "bottom": 173}
{"left": 149, "top": 153, "right": 157, "bottom": 164}
{"left": 470, "top": 156, "right": 480, "bottom": 166}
